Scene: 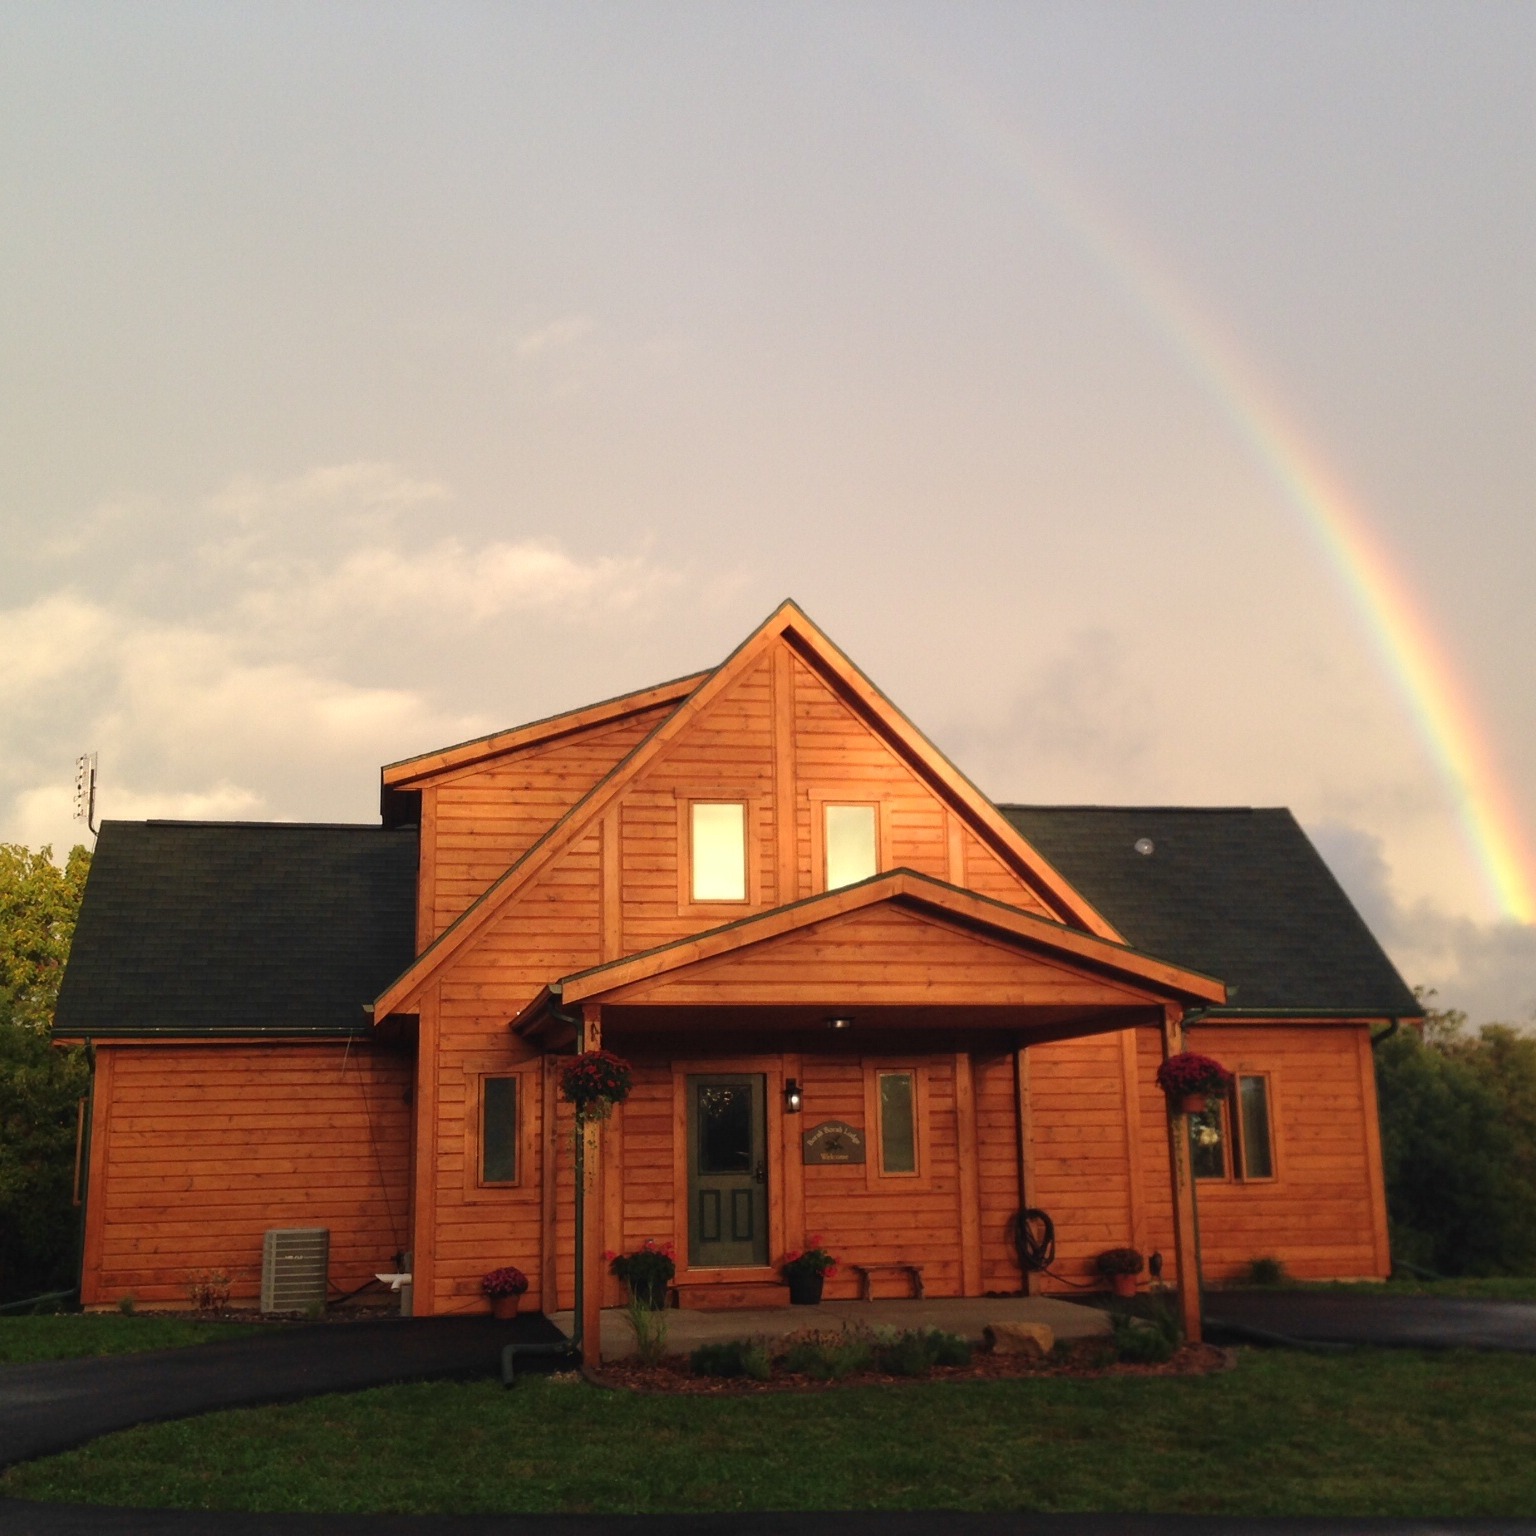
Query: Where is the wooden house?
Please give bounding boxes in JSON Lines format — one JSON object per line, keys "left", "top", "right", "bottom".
{"left": 55, "top": 601, "right": 1420, "bottom": 1359}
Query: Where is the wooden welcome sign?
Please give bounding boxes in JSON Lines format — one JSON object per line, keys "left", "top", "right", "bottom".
{"left": 802, "top": 1120, "right": 866, "bottom": 1164}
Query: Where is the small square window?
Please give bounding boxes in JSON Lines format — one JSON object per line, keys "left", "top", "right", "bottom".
{"left": 481, "top": 1076, "right": 518, "bottom": 1184}
{"left": 691, "top": 802, "right": 747, "bottom": 902}
{"left": 824, "top": 804, "right": 878, "bottom": 890}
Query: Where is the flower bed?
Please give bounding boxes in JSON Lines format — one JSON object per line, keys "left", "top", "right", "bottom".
{"left": 592, "top": 1335, "right": 1234, "bottom": 1394}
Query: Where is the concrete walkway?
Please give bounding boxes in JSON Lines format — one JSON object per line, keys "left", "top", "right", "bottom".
{"left": 1204, "top": 1289, "right": 1536, "bottom": 1352}
{"left": 551, "top": 1293, "right": 1109, "bottom": 1360}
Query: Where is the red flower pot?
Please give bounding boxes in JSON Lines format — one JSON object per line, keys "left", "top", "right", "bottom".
{"left": 1178, "top": 1093, "right": 1208, "bottom": 1115}
{"left": 491, "top": 1293, "right": 522, "bottom": 1320}
{"left": 1111, "top": 1272, "right": 1138, "bottom": 1299}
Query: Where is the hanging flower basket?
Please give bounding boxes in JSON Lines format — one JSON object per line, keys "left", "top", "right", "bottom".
{"left": 559, "top": 1049, "right": 634, "bottom": 1125}
{"left": 1155, "top": 1052, "right": 1232, "bottom": 1114}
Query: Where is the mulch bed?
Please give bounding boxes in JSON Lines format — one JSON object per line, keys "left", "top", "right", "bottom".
{"left": 592, "top": 1339, "right": 1235, "bottom": 1394}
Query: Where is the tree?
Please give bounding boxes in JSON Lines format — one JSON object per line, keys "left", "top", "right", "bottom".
{"left": 0, "top": 844, "right": 92, "bottom": 1302}
{"left": 1375, "top": 997, "right": 1536, "bottom": 1276}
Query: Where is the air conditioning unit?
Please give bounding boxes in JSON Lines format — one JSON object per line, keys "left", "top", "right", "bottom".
{"left": 260, "top": 1227, "right": 329, "bottom": 1315}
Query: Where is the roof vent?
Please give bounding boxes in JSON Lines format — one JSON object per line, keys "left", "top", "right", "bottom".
{"left": 260, "top": 1227, "right": 329, "bottom": 1315}
{"left": 1133, "top": 838, "right": 1155, "bottom": 857}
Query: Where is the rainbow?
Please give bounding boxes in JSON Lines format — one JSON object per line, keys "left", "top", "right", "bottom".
{"left": 894, "top": 48, "right": 1536, "bottom": 923}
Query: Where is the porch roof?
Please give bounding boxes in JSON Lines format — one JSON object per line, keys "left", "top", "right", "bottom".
{"left": 513, "top": 868, "right": 1225, "bottom": 1042}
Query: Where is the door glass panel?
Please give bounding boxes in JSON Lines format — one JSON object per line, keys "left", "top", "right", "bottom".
{"left": 698, "top": 1084, "right": 752, "bottom": 1174}
{"left": 1238, "top": 1076, "right": 1274, "bottom": 1179}
{"left": 825, "top": 803, "right": 878, "bottom": 890}
{"left": 878, "top": 1071, "right": 917, "bottom": 1174}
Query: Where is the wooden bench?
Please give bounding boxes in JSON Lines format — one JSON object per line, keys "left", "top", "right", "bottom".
{"left": 851, "top": 1263, "right": 925, "bottom": 1301}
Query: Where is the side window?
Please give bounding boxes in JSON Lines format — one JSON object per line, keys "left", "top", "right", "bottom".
{"left": 1236, "top": 1074, "right": 1275, "bottom": 1179}
{"left": 824, "top": 803, "right": 879, "bottom": 891}
{"left": 877, "top": 1070, "right": 918, "bottom": 1175}
{"left": 480, "top": 1076, "right": 519, "bottom": 1185}
{"left": 690, "top": 801, "right": 747, "bottom": 903}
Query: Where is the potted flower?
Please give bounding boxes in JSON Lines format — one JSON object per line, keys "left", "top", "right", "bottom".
{"left": 1155, "top": 1051, "right": 1233, "bottom": 1115}
{"left": 559, "top": 1049, "right": 633, "bottom": 1126}
{"left": 608, "top": 1238, "right": 676, "bottom": 1309}
{"left": 780, "top": 1237, "right": 837, "bottom": 1305}
{"left": 1095, "top": 1247, "right": 1145, "bottom": 1299}
{"left": 482, "top": 1265, "right": 529, "bottom": 1320}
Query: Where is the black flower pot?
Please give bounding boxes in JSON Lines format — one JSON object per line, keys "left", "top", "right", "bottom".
{"left": 627, "top": 1275, "right": 669, "bottom": 1310}
{"left": 786, "top": 1270, "right": 824, "bottom": 1306}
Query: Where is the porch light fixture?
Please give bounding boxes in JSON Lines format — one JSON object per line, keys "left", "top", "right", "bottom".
{"left": 825, "top": 1016, "right": 853, "bottom": 1031}
{"left": 784, "top": 1078, "right": 803, "bottom": 1113}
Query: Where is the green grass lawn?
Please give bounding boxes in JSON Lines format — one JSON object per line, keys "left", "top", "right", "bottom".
{"left": 1304, "top": 1276, "right": 1536, "bottom": 1302}
{"left": 5, "top": 1349, "right": 1535, "bottom": 1517}
{"left": 0, "top": 1314, "right": 259, "bottom": 1363}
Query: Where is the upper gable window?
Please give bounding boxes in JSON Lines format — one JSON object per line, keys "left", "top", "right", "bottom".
{"left": 690, "top": 802, "right": 747, "bottom": 902}
{"left": 824, "top": 803, "right": 878, "bottom": 890}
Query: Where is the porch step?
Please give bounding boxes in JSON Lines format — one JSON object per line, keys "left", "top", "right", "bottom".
{"left": 674, "top": 1281, "right": 791, "bottom": 1310}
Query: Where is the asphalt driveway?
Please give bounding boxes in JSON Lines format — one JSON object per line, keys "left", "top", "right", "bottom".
{"left": 1203, "top": 1289, "right": 1536, "bottom": 1352}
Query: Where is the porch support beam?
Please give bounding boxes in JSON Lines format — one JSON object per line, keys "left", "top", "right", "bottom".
{"left": 579, "top": 1003, "right": 604, "bottom": 1369}
{"left": 1161, "top": 1004, "right": 1203, "bottom": 1344}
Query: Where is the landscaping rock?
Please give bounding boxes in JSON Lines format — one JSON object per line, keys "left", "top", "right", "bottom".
{"left": 983, "top": 1320, "right": 1054, "bottom": 1356}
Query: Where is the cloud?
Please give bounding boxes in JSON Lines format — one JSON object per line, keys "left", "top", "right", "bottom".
{"left": 514, "top": 314, "right": 597, "bottom": 361}
{"left": 1310, "top": 818, "right": 1536, "bottom": 1026}
{"left": 938, "top": 629, "right": 1154, "bottom": 800}
{"left": 0, "top": 463, "right": 682, "bottom": 858}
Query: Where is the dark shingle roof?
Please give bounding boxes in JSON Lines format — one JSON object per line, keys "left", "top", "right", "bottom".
{"left": 54, "top": 822, "right": 418, "bottom": 1038}
{"left": 1000, "top": 806, "right": 1420, "bottom": 1018}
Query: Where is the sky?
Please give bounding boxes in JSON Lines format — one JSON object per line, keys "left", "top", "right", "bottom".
{"left": 2, "top": 2, "right": 1533, "bottom": 1023}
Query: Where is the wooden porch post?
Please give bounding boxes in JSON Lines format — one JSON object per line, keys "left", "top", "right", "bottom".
{"left": 580, "top": 1003, "right": 604, "bottom": 1369}
{"left": 1161, "top": 1004, "right": 1203, "bottom": 1344}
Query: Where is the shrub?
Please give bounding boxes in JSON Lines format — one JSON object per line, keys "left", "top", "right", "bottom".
{"left": 116, "top": 1293, "right": 136, "bottom": 1316}
{"left": 689, "top": 1338, "right": 772, "bottom": 1380}
{"left": 1248, "top": 1255, "right": 1287, "bottom": 1287}
{"left": 779, "top": 1327, "right": 874, "bottom": 1379}
{"left": 1110, "top": 1307, "right": 1178, "bottom": 1365}
{"left": 872, "top": 1327, "right": 970, "bottom": 1377}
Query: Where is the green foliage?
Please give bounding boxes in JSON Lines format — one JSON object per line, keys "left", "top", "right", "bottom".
{"left": 0, "top": 1314, "right": 258, "bottom": 1363}
{"left": 0, "top": 843, "right": 92, "bottom": 1302}
{"left": 871, "top": 1326, "right": 971, "bottom": 1376}
{"left": 1248, "top": 1256, "right": 1288, "bottom": 1287}
{"left": 779, "top": 1327, "right": 874, "bottom": 1380}
{"left": 1109, "top": 1305, "right": 1179, "bottom": 1365}
{"left": 620, "top": 1292, "right": 669, "bottom": 1367}
{"left": 689, "top": 1338, "right": 772, "bottom": 1380}
{"left": 1375, "top": 1001, "right": 1536, "bottom": 1276}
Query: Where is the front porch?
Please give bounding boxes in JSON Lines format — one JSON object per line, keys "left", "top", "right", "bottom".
{"left": 551, "top": 1291, "right": 1111, "bottom": 1361}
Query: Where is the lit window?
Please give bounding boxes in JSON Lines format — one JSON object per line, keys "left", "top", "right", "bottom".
{"left": 825, "top": 804, "right": 877, "bottom": 890}
{"left": 1236, "top": 1074, "right": 1274, "bottom": 1179}
{"left": 691, "top": 802, "right": 746, "bottom": 902}
{"left": 877, "top": 1070, "right": 918, "bottom": 1174}
{"left": 481, "top": 1077, "right": 518, "bottom": 1184}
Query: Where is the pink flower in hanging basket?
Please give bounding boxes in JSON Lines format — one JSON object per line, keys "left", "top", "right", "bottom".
{"left": 1155, "top": 1051, "right": 1233, "bottom": 1100}
{"left": 559, "top": 1049, "right": 634, "bottom": 1123}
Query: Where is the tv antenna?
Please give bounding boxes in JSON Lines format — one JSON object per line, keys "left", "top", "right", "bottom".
{"left": 73, "top": 753, "right": 99, "bottom": 836}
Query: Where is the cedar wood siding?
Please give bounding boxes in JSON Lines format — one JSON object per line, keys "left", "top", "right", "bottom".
{"left": 81, "top": 1041, "right": 411, "bottom": 1309}
{"left": 1021, "top": 1023, "right": 1390, "bottom": 1293}
{"left": 413, "top": 637, "right": 1063, "bottom": 1313}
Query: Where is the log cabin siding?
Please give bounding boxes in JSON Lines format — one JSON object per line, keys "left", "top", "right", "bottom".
{"left": 82, "top": 1042, "right": 412, "bottom": 1309}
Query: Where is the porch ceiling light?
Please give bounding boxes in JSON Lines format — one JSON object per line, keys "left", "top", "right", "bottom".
{"left": 826, "top": 1016, "right": 853, "bottom": 1031}
{"left": 784, "top": 1078, "right": 803, "bottom": 1113}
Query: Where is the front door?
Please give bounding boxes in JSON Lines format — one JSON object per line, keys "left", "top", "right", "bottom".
{"left": 687, "top": 1074, "right": 768, "bottom": 1267}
